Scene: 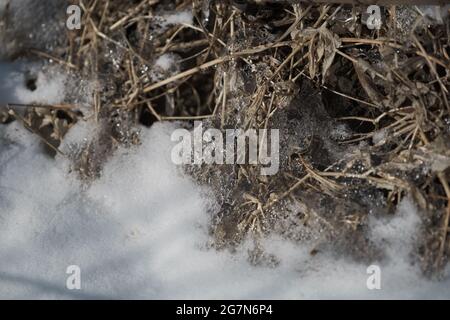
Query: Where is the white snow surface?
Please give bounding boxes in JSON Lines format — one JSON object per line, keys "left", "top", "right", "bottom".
{"left": 0, "top": 62, "right": 67, "bottom": 106}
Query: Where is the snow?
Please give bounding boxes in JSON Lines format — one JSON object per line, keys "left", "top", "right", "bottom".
{"left": 370, "top": 197, "right": 421, "bottom": 254}
{"left": 150, "top": 53, "right": 179, "bottom": 82}
{"left": 372, "top": 128, "right": 387, "bottom": 145}
{"left": 1, "top": 117, "right": 450, "bottom": 299}
{"left": 0, "top": 62, "right": 67, "bottom": 106}
{"left": 154, "top": 54, "right": 175, "bottom": 71}
{"left": 161, "top": 10, "right": 194, "bottom": 26}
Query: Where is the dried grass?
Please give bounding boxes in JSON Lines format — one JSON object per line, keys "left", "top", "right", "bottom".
{"left": 2, "top": 0, "right": 450, "bottom": 275}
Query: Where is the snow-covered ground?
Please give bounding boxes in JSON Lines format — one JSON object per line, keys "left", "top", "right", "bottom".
{"left": 1, "top": 0, "right": 450, "bottom": 300}
{"left": 0, "top": 115, "right": 450, "bottom": 299}
{"left": 0, "top": 62, "right": 67, "bottom": 106}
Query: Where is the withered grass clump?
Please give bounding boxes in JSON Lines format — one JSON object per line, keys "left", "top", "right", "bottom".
{"left": 2, "top": 0, "right": 450, "bottom": 275}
